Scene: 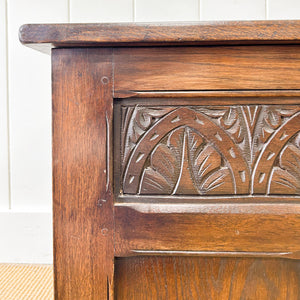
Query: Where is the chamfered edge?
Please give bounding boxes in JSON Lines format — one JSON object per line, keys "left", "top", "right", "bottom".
{"left": 19, "top": 20, "right": 300, "bottom": 54}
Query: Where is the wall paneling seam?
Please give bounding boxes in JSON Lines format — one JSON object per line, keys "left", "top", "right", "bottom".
{"left": 133, "top": 0, "right": 136, "bottom": 22}
{"left": 67, "top": 0, "right": 70, "bottom": 23}
{"left": 199, "top": 0, "right": 201, "bottom": 21}
{"left": 5, "top": 0, "right": 11, "bottom": 210}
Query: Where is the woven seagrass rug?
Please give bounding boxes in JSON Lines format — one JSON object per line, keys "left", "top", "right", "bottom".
{"left": 0, "top": 264, "right": 53, "bottom": 299}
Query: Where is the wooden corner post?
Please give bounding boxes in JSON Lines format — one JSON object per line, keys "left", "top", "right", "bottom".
{"left": 52, "top": 48, "right": 114, "bottom": 299}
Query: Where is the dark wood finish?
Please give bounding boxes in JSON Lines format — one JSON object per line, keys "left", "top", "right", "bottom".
{"left": 52, "top": 48, "right": 114, "bottom": 299}
{"left": 21, "top": 21, "right": 300, "bottom": 299}
{"left": 115, "top": 257, "right": 300, "bottom": 300}
{"left": 19, "top": 20, "right": 300, "bottom": 54}
{"left": 114, "top": 46, "right": 300, "bottom": 91}
{"left": 115, "top": 90, "right": 300, "bottom": 99}
{"left": 115, "top": 203, "right": 300, "bottom": 258}
{"left": 117, "top": 102, "right": 300, "bottom": 196}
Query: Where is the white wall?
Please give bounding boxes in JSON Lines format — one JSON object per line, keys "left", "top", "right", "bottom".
{"left": 0, "top": 0, "right": 299, "bottom": 263}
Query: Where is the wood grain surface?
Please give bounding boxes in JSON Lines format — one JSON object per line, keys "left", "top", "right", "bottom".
{"left": 114, "top": 204, "right": 300, "bottom": 258}
{"left": 52, "top": 48, "right": 114, "bottom": 299}
{"left": 115, "top": 257, "right": 300, "bottom": 300}
{"left": 114, "top": 46, "right": 300, "bottom": 92}
{"left": 19, "top": 20, "right": 300, "bottom": 54}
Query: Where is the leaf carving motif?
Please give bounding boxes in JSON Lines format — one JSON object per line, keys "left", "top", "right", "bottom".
{"left": 269, "top": 136, "right": 300, "bottom": 194}
{"left": 139, "top": 127, "right": 234, "bottom": 195}
{"left": 122, "top": 106, "right": 173, "bottom": 164}
{"left": 187, "top": 129, "right": 234, "bottom": 195}
{"left": 121, "top": 104, "right": 300, "bottom": 196}
{"left": 252, "top": 106, "right": 297, "bottom": 163}
{"left": 196, "top": 106, "right": 297, "bottom": 167}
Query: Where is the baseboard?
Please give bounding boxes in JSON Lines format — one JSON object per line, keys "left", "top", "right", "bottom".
{"left": 0, "top": 211, "right": 52, "bottom": 264}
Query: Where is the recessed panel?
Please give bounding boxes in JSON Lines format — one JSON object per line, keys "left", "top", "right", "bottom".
{"left": 115, "top": 257, "right": 300, "bottom": 300}
{"left": 115, "top": 100, "right": 300, "bottom": 197}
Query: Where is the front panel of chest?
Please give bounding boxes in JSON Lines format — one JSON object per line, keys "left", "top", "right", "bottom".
{"left": 114, "top": 97, "right": 300, "bottom": 202}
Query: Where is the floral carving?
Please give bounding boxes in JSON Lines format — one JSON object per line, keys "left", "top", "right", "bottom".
{"left": 140, "top": 127, "right": 234, "bottom": 195}
{"left": 121, "top": 106, "right": 174, "bottom": 164}
{"left": 269, "top": 134, "right": 300, "bottom": 194}
{"left": 120, "top": 104, "right": 300, "bottom": 196}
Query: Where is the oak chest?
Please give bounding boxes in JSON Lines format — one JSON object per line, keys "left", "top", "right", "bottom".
{"left": 20, "top": 21, "right": 300, "bottom": 299}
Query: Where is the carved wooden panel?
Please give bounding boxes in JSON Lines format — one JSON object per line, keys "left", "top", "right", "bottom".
{"left": 119, "top": 104, "right": 300, "bottom": 196}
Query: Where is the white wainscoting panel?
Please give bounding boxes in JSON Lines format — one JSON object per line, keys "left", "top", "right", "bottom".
{"left": 0, "top": 211, "right": 52, "bottom": 263}
{"left": 7, "top": 0, "right": 68, "bottom": 210}
{"left": 135, "top": 0, "right": 199, "bottom": 22}
{"left": 201, "top": 0, "right": 266, "bottom": 20}
{"left": 268, "top": 0, "right": 300, "bottom": 19}
{"left": 70, "top": 0, "right": 134, "bottom": 22}
{"left": 0, "top": 0, "right": 9, "bottom": 209}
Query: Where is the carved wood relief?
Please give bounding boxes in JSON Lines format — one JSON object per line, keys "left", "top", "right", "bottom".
{"left": 120, "top": 105, "right": 300, "bottom": 196}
